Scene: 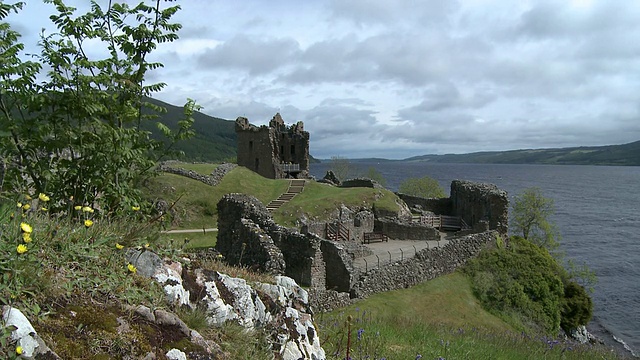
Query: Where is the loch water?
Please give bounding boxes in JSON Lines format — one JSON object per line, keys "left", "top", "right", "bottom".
{"left": 310, "top": 162, "right": 640, "bottom": 356}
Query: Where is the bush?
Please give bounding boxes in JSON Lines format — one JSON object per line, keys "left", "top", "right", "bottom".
{"left": 561, "top": 281, "right": 593, "bottom": 332}
{"left": 398, "top": 176, "right": 446, "bottom": 198}
{"left": 464, "top": 237, "right": 567, "bottom": 333}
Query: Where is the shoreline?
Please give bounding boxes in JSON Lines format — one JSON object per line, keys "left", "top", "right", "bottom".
{"left": 587, "top": 320, "right": 638, "bottom": 359}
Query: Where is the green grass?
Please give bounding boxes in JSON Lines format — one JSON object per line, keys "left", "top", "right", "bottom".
{"left": 318, "top": 272, "right": 622, "bottom": 359}
{"left": 142, "top": 167, "right": 289, "bottom": 229}
{"left": 169, "top": 162, "right": 220, "bottom": 175}
{"left": 145, "top": 165, "right": 403, "bottom": 230}
{"left": 274, "top": 181, "right": 400, "bottom": 226}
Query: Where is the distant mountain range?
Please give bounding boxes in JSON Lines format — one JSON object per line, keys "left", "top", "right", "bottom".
{"left": 148, "top": 98, "right": 639, "bottom": 166}
{"left": 400, "top": 141, "right": 640, "bottom": 166}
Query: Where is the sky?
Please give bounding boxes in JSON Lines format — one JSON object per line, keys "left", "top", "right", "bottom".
{"left": 7, "top": 0, "right": 640, "bottom": 159}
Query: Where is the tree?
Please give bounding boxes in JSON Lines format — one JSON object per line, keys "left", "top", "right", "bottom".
{"left": 398, "top": 176, "right": 446, "bottom": 198}
{"left": 0, "top": 0, "right": 195, "bottom": 214}
{"left": 365, "top": 166, "right": 387, "bottom": 186}
{"left": 329, "top": 156, "right": 356, "bottom": 181}
{"left": 511, "top": 187, "right": 560, "bottom": 251}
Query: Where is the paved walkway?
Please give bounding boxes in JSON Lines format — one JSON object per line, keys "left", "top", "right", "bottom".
{"left": 353, "top": 232, "right": 453, "bottom": 272}
{"left": 162, "top": 228, "right": 217, "bottom": 234}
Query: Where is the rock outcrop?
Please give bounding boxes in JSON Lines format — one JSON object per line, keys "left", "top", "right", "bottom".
{"left": 127, "top": 249, "right": 326, "bottom": 360}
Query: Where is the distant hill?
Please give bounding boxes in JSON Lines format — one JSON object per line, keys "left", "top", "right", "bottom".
{"left": 404, "top": 141, "right": 640, "bottom": 166}
{"left": 143, "top": 97, "right": 237, "bottom": 162}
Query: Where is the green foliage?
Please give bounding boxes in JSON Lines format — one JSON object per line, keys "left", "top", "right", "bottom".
{"left": 398, "top": 175, "right": 446, "bottom": 198}
{"left": 365, "top": 166, "right": 387, "bottom": 186}
{"left": 318, "top": 273, "right": 614, "bottom": 359}
{"left": 0, "top": 0, "right": 195, "bottom": 214}
{"left": 329, "top": 156, "right": 356, "bottom": 181}
{"left": 464, "top": 237, "right": 567, "bottom": 333}
{"left": 561, "top": 281, "right": 593, "bottom": 333}
{"left": 511, "top": 187, "right": 560, "bottom": 251}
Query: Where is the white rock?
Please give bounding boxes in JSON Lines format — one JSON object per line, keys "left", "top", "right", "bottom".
{"left": 154, "top": 261, "right": 191, "bottom": 307}
{"left": 2, "top": 306, "right": 40, "bottom": 357}
{"left": 276, "top": 276, "right": 309, "bottom": 304}
{"left": 165, "top": 348, "right": 187, "bottom": 360}
{"left": 219, "top": 273, "right": 270, "bottom": 327}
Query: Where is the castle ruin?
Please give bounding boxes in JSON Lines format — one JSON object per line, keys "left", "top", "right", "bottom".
{"left": 235, "top": 113, "right": 310, "bottom": 179}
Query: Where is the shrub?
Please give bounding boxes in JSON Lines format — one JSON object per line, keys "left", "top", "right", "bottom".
{"left": 464, "top": 236, "right": 566, "bottom": 333}
{"left": 398, "top": 176, "right": 446, "bottom": 198}
{"left": 561, "top": 281, "right": 593, "bottom": 332}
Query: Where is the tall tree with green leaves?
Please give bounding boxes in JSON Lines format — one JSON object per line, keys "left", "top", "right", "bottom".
{"left": 0, "top": 0, "right": 196, "bottom": 214}
{"left": 398, "top": 175, "right": 446, "bottom": 198}
{"left": 511, "top": 187, "right": 560, "bottom": 251}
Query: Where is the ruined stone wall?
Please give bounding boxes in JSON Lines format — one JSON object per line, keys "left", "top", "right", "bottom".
{"left": 450, "top": 180, "right": 508, "bottom": 234}
{"left": 340, "top": 178, "right": 384, "bottom": 189}
{"left": 216, "top": 194, "right": 285, "bottom": 274}
{"left": 374, "top": 218, "right": 440, "bottom": 241}
{"left": 159, "top": 162, "right": 237, "bottom": 186}
{"left": 396, "top": 193, "right": 452, "bottom": 215}
{"left": 235, "top": 118, "right": 277, "bottom": 179}
{"left": 235, "top": 114, "right": 310, "bottom": 179}
{"left": 216, "top": 194, "right": 352, "bottom": 289}
{"left": 350, "top": 231, "right": 497, "bottom": 298}
{"left": 320, "top": 240, "right": 359, "bottom": 293}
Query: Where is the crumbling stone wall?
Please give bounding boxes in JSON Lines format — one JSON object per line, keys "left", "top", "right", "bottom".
{"left": 340, "top": 178, "right": 384, "bottom": 189}
{"left": 159, "top": 162, "right": 237, "bottom": 186}
{"left": 235, "top": 113, "right": 309, "bottom": 179}
{"left": 217, "top": 193, "right": 353, "bottom": 290}
{"left": 374, "top": 218, "right": 440, "bottom": 241}
{"left": 351, "top": 231, "right": 497, "bottom": 298}
{"left": 450, "top": 180, "right": 508, "bottom": 234}
{"left": 397, "top": 193, "right": 452, "bottom": 215}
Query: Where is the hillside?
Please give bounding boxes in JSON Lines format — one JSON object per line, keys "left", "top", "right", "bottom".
{"left": 404, "top": 141, "right": 640, "bottom": 166}
{"left": 143, "top": 97, "right": 237, "bottom": 162}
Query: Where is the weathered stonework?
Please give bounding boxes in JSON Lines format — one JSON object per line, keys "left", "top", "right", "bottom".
{"left": 374, "top": 217, "right": 440, "bottom": 241}
{"left": 450, "top": 180, "right": 508, "bottom": 234}
{"left": 236, "top": 113, "right": 310, "bottom": 179}
{"left": 216, "top": 193, "right": 354, "bottom": 290}
{"left": 351, "top": 231, "right": 497, "bottom": 299}
{"left": 397, "top": 193, "right": 452, "bottom": 215}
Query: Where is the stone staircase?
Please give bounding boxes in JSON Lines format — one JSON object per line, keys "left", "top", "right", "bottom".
{"left": 266, "top": 179, "right": 306, "bottom": 211}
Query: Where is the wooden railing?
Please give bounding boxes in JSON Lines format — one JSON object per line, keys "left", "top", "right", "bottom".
{"left": 418, "top": 215, "right": 471, "bottom": 231}
{"left": 279, "top": 163, "right": 300, "bottom": 172}
{"left": 325, "top": 222, "right": 350, "bottom": 241}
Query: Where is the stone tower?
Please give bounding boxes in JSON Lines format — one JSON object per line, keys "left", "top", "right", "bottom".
{"left": 235, "top": 113, "right": 310, "bottom": 179}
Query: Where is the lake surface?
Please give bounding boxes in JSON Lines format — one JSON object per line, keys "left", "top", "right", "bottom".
{"left": 310, "top": 162, "right": 640, "bottom": 356}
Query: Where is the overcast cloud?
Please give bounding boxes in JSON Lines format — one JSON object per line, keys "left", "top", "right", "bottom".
{"left": 8, "top": 0, "right": 640, "bottom": 159}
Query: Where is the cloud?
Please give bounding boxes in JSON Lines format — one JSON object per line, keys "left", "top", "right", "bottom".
{"left": 197, "top": 35, "right": 301, "bottom": 75}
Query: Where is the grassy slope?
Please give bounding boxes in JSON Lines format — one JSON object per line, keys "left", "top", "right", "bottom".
{"left": 145, "top": 165, "right": 400, "bottom": 229}
{"left": 319, "top": 273, "right": 620, "bottom": 360}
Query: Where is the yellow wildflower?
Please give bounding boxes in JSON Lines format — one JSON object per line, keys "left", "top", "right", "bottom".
{"left": 74, "top": 205, "right": 82, "bottom": 211}
{"left": 20, "top": 222, "right": 33, "bottom": 233}
{"left": 132, "top": 206, "right": 141, "bottom": 211}
{"left": 84, "top": 219, "right": 94, "bottom": 228}
{"left": 127, "top": 263, "right": 137, "bottom": 274}
{"left": 17, "top": 202, "right": 22, "bottom": 208}
{"left": 22, "top": 232, "right": 32, "bottom": 243}
{"left": 16, "top": 346, "right": 23, "bottom": 355}
{"left": 25, "top": 195, "right": 32, "bottom": 200}
{"left": 39, "top": 193, "right": 50, "bottom": 202}
{"left": 144, "top": 243, "right": 150, "bottom": 248}
{"left": 22, "top": 203, "right": 31, "bottom": 210}
{"left": 41, "top": 207, "right": 48, "bottom": 211}
{"left": 115, "top": 243, "right": 124, "bottom": 250}
{"left": 82, "top": 206, "right": 94, "bottom": 213}
{"left": 17, "top": 244, "right": 27, "bottom": 254}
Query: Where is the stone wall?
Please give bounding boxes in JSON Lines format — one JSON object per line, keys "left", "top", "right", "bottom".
{"left": 158, "top": 162, "right": 237, "bottom": 186}
{"left": 216, "top": 193, "right": 354, "bottom": 290}
{"left": 374, "top": 218, "right": 440, "bottom": 241}
{"left": 340, "top": 178, "right": 384, "bottom": 189}
{"left": 450, "top": 180, "right": 508, "bottom": 234}
{"left": 397, "top": 193, "right": 453, "bottom": 215}
{"left": 350, "top": 231, "right": 497, "bottom": 298}
{"left": 235, "top": 114, "right": 310, "bottom": 179}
